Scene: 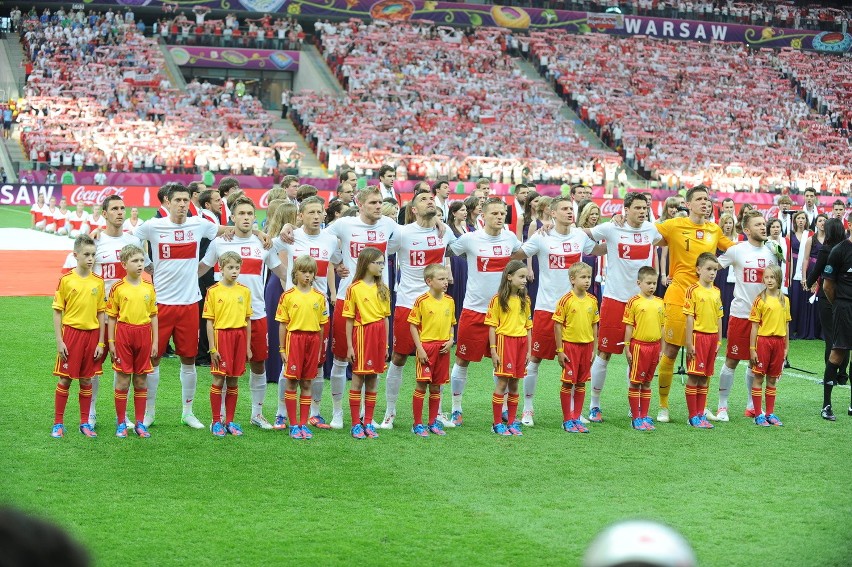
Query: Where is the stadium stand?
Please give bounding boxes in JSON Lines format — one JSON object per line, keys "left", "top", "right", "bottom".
{"left": 528, "top": 32, "right": 852, "bottom": 193}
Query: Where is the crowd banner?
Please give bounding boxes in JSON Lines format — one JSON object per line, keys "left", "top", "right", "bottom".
{"left": 83, "top": 0, "right": 850, "bottom": 53}
{"left": 4, "top": 183, "right": 848, "bottom": 211}
{"left": 166, "top": 46, "right": 300, "bottom": 71}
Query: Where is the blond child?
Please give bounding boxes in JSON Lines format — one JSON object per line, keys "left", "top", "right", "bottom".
{"left": 202, "top": 251, "right": 252, "bottom": 438}
{"left": 275, "top": 255, "right": 329, "bottom": 439}
{"left": 106, "top": 244, "right": 158, "bottom": 438}
{"left": 749, "top": 265, "right": 791, "bottom": 426}
{"left": 553, "top": 262, "right": 599, "bottom": 433}
{"left": 409, "top": 264, "right": 456, "bottom": 437}
{"left": 51, "top": 234, "right": 106, "bottom": 438}
{"left": 683, "top": 252, "right": 724, "bottom": 429}
{"left": 623, "top": 266, "right": 666, "bottom": 431}
{"left": 342, "top": 246, "right": 391, "bottom": 439}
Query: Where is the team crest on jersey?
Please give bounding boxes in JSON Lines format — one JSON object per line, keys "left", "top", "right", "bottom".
{"left": 367, "top": 231, "right": 377, "bottom": 242}
{"left": 115, "top": 250, "right": 121, "bottom": 260}
{"left": 634, "top": 234, "right": 642, "bottom": 243}
{"left": 427, "top": 236, "right": 437, "bottom": 246}
{"left": 237, "top": 297, "right": 243, "bottom": 303}
{"left": 175, "top": 230, "right": 184, "bottom": 241}
{"left": 758, "top": 259, "right": 766, "bottom": 268}
{"left": 695, "top": 230, "right": 705, "bottom": 240}
{"left": 563, "top": 242, "right": 577, "bottom": 252}
{"left": 493, "top": 245, "right": 502, "bottom": 255}
{"left": 144, "top": 294, "right": 150, "bottom": 302}
{"left": 241, "top": 247, "right": 251, "bottom": 257}
{"left": 310, "top": 247, "right": 319, "bottom": 258}
{"left": 91, "top": 287, "right": 99, "bottom": 295}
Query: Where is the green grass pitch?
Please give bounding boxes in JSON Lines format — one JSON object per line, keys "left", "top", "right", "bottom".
{"left": 1, "top": 296, "right": 850, "bottom": 566}
{"left": 1, "top": 205, "right": 850, "bottom": 564}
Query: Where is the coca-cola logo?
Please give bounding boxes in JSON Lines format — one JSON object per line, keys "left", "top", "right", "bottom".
{"left": 599, "top": 199, "right": 623, "bottom": 216}
{"left": 259, "top": 189, "right": 272, "bottom": 209}
{"left": 69, "top": 185, "right": 127, "bottom": 205}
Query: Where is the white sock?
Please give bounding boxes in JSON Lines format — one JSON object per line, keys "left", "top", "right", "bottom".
{"left": 451, "top": 364, "right": 468, "bottom": 412}
{"left": 330, "top": 358, "right": 347, "bottom": 414}
{"left": 89, "top": 375, "right": 100, "bottom": 419}
{"left": 590, "top": 355, "right": 608, "bottom": 408}
{"left": 145, "top": 366, "right": 160, "bottom": 415}
{"left": 438, "top": 385, "right": 446, "bottom": 416}
{"left": 179, "top": 363, "right": 197, "bottom": 414}
{"left": 384, "top": 362, "right": 405, "bottom": 415}
{"left": 523, "top": 361, "right": 540, "bottom": 412}
{"left": 249, "top": 371, "right": 266, "bottom": 417}
{"left": 310, "top": 377, "right": 324, "bottom": 416}
{"left": 277, "top": 370, "right": 287, "bottom": 418}
{"left": 719, "top": 364, "right": 734, "bottom": 409}
{"left": 745, "top": 366, "right": 755, "bottom": 410}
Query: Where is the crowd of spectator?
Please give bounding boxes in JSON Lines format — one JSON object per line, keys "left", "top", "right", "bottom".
{"left": 528, "top": 32, "right": 852, "bottom": 194}
{"left": 13, "top": 8, "right": 301, "bottom": 177}
{"left": 291, "top": 20, "right": 620, "bottom": 185}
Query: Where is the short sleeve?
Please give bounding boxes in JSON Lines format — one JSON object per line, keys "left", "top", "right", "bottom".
{"left": 201, "top": 239, "right": 218, "bottom": 266}
{"left": 520, "top": 232, "right": 542, "bottom": 257}
{"left": 274, "top": 294, "right": 290, "bottom": 324}
{"left": 407, "top": 302, "right": 422, "bottom": 326}
{"left": 717, "top": 245, "right": 735, "bottom": 269}
{"left": 449, "top": 232, "right": 468, "bottom": 256}
{"left": 341, "top": 285, "right": 356, "bottom": 319}
{"left": 484, "top": 296, "right": 500, "bottom": 327}
{"left": 202, "top": 288, "right": 215, "bottom": 319}
{"left": 748, "top": 297, "right": 762, "bottom": 323}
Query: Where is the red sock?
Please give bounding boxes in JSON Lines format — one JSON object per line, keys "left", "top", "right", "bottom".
{"left": 54, "top": 383, "right": 70, "bottom": 424}
{"left": 364, "top": 391, "right": 377, "bottom": 424}
{"left": 225, "top": 386, "right": 238, "bottom": 423}
{"left": 285, "top": 390, "right": 298, "bottom": 426}
{"left": 133, "top": 388, "right": 147, "bottom": 423}
{"left": 349, "top": 390, "right": 361, "bottom": 425}
{"left": 560, "top": 384, "right": 572, "bottom": 421}
{"left": 428, "top": 392, "right": 440, "bottom": 425}
{"left": 299, "top": 395, "right": 311, "bottom": 426}
{"left": 628, "top": 384, "right": 641, "bottom": 419}
{"left": 210, "top": 385, "right": 223, "bottom": 424}
{"left": 572, "top": 384, "right": 586, "bottom": 421}
{"left": 506, "top": 393, "right": 519, "bottom": 425}
{"left": 765, "top": 386, "right": 776, "bottom": 415}
{"left": 751, "top": 387, "right": 763, "bottom": 415}
{"left": 412, "top": 389, "right": 425, "bottom": 426}
{"left": 491, "top": 393, "right": 503, "bottom": 425}
{"left": 696, "top": 385, "right": 708, "bottom": 416}
{"left": 685, "top": 385, "right": 697, "bottom": 418}
{"left": 115, "top": 388, "right": 129, "bottom": 423}
{"left": 640, "top": 389, "right": 652, "bottom": 419}
{"left": 79, "top": 382, "right": 93, "bottom": 425}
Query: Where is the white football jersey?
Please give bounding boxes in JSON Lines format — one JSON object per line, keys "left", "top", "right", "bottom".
{"left": 717, "top": 241, "right": 778, "bottom": 318}
{"left": 395, "top": 223, "right": 456, "bottom": 309}
{"left": 135, "top": 216, "right": 218, "bottom": 305}
{"left": 202, "top": 235, "right": 281, "bottom": 319}
{"left": 273, "top": 228, "right": 342, "bottom": 295}
{"left": 521, "top": 228, "right": 595, "bottom": 312}
{"left": 590, "top": 221, "right": 661, "bottom": 303}
{"left": 324, "top": 216, "right": 400, "bottom": 297}
{"left": 449, "top": 229, "right": 521, "bottom": 313}
{"left": 95, "top": 232, "right": 149, "bottom": 295}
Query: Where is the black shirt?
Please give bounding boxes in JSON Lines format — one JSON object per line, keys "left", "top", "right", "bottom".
{"left": 824, "top": 239, "right": 852, "bottom": 302}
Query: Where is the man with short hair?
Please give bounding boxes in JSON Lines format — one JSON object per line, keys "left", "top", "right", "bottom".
{"left": 199, "top": 196, "right": 288, "bottom": 429}
{"left": 281, "top": 175, "right": 300, "bottom": 205}
{"left": 447, "top": 198, "right": 521, "bottom": 425}
{"left": 714, "top": 210, "right": 777, "bottom": 421}
{"left": 187, "top": 181, "right": 206, "bottom": 217}
{"left": 803, "top": 188, "right": 821, "bottom": 229}
{"left": 821, "top": 229, "right": 852, "bottom": 420}
{"left": 377, "top": 164, "right": 401, "bottom": 204}
{"left": 721, "top": 198, "right": 736, "bottom": 218}
{"left": 333, "top": 182, "right": 355, "bottom": 206}
{"left": 296, "top": 184, "right": 318, "bottom": 203}
{"left": 217, "top": 177, "right": 241, "bottom": 224}
{"left": 380, "top": 188, "right": 454, "bottom": 429}
{"left": 831, "top": 199, "right": 849, "bottom": 231}
{"left": 571, "top": 184, "right": 593, "bottom": 220}
{"left": 582, "top": 192, "right": 662, "bottom": 423}
{"left": 82, "top": 195, "right": 150, "bottom": 428}
{"left": 135, "top": 184, "right": 236, "bottom": 428}
{"left": 512, "top": 196, "right": 603, "bottom": 424}
{"left": 432, "top": 180, "right": 450, "bottom": 222}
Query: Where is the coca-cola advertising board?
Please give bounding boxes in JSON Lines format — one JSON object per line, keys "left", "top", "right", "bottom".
{"left": 63, "top": 185, "right": 336, "bottom": 209}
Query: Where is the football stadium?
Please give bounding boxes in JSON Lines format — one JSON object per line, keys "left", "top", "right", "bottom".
{"left": 0, "top": 1, "right": 850, "bottom": 565}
